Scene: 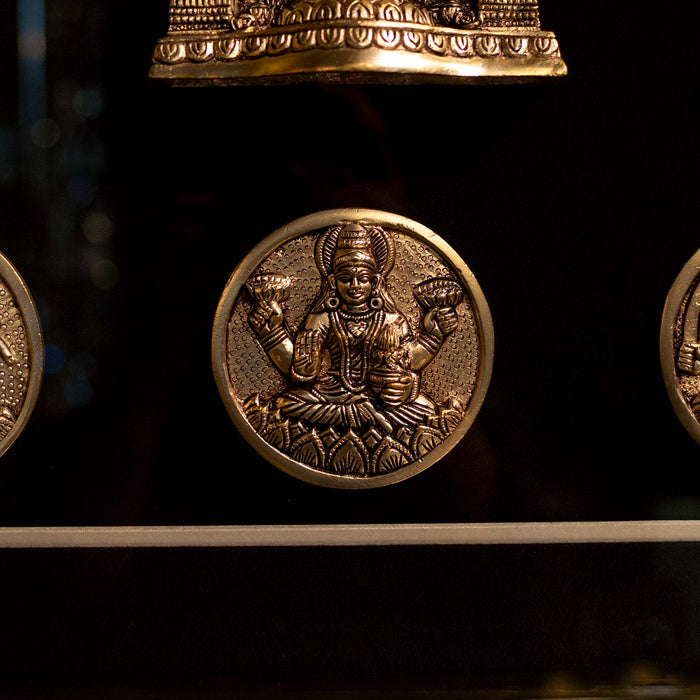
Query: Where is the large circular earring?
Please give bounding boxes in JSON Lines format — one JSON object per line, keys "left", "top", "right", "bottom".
{"left": 370, "top": 292, "right": 383, "bottom": 311}
{"left": 325, "top": 293, "right": 340, "bottom": 310}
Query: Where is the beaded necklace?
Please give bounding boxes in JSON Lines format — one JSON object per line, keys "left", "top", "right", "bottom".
{"left": 329, "top": 309, "right": 384, "bottom": 393}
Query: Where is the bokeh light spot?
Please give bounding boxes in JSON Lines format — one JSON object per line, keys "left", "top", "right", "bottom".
{"left": 82, "top": 212, "right": 113, "bottom": 245}
{"left": 90, "top": 259, "right": 119, "bottom": 291}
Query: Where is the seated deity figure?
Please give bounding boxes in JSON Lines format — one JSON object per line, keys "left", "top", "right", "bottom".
{"left": 245, "top": 221, "right": 464, "bottom": 475}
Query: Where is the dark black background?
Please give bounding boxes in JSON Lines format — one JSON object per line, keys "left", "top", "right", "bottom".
{"left": 2, "top": 1, "right": 700, "bottom": 694}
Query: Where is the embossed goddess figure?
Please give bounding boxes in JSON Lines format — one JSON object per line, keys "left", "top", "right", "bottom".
{"left": 245, "top": 221, "right": 465, "bottom": 475}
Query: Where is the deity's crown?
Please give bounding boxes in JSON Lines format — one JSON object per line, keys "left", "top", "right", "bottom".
{"left": 337, "top": 223, "right": 371, "bottom": 246}
{"left": 333, "top": 223, "right": 376, "bottom": 270}
{"left": 316, "top": 221, "right": 396, "bottom": 279}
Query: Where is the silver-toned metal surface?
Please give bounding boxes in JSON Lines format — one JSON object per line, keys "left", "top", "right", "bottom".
{"left": 661, "top": 247, "right": 700, "bottom": 446}
{"left": 0, "top": 252, "right": 43, "bottom": 460}
{"left": 150, "top": 0, "right": 566, "bottom": 85}
{"left": 212, "top": 208, "right": 493, "bottom": 488}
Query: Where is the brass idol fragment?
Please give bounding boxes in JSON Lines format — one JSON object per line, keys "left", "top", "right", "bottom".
{"left": 150, "top": 0, "right": 566, "bottom": 84}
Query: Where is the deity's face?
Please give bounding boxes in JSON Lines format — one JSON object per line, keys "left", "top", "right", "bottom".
{"left": 332, "top": 264, "right": 376, "bottom": 308}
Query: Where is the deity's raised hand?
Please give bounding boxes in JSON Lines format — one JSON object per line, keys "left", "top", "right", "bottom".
{"left": 293, "top": 329, "right": 323, "bottom": 379}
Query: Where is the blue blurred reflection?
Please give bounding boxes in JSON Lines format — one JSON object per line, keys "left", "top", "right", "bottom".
{"left": 44, "top": 343, "right": 65, "bottom": 374}
{"left": 17, "top": 0, "right": 48, "bottom": 196}
{"left": 17, "top": 0, "right": 46, "bottom": 131}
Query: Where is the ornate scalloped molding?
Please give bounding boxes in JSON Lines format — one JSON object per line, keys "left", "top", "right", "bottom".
{"left": 153, "top": 27, "right": 562, "bottom": 65}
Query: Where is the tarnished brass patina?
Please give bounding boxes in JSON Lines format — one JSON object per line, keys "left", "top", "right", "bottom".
{"left": 212, "top": 209, "right": 493, "bottom": 488}
{"left": 661, "top": 247, "right": 700, "bottom": 446}
{"left": 150, "top": 0, "right": 566, "bottom": 85}
{"left": 0, "top": 252, "right": 43, "bottom": 459}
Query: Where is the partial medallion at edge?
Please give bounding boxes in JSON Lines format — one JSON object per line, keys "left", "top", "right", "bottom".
{"left": 212, "top": 209, "right": 493, "bottom": 488}
{"left": 0, "top": 251, "right": 43, "bottom": 460}
{"left": 662, "top": 246, "right": 700, "bottom": 446}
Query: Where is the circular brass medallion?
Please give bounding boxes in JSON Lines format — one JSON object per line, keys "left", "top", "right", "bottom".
{"left": 212, "top": 209, "right": 493, "bottom": 488}
{"left": 0, "top": 251, "right": 43, "bottom": 459}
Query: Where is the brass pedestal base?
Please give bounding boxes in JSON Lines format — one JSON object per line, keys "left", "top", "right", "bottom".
{"left": 150, "top": 0, "right": 566, "bottom": 85}
{"left": 151, "top": 28, "right": 566, "bottom": 85}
